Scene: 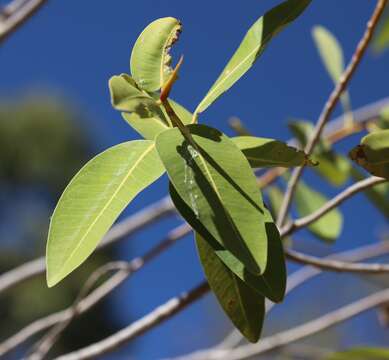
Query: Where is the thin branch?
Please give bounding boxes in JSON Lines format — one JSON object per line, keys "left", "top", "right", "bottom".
{"left": 281, "top": 176, "right": 387, "bottom": 237}
{"left": 53, "top": 282, "right": 210, "bottom": 360}
{"left": 0, "top": 196, "right": 174, "bottom": 296}
{"left": 276, "top": 0, "right": 388, "bottom": 227}
{"left": 167, "top": 242, "right": 389, "bottom": 360}
{"left": 209, "top": 288, "right": 389, "bottom": 360}
{"left": 0, "top": 0, "right": 47, "bottom": 43}
{"left": 0, "top": 224, "right": 190, "bottom": 358}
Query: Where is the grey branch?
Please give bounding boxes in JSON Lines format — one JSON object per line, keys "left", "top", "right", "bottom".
{"left": 53, "top": 282, "right": 210, "bottom": 360}
{"left": 0, "top": 0, "right": 47, "bottom": 42}
{"left": 276, "top": 0, "right": 388, "bottom": 227}
{"left": 209, "top": 288, "right": 389, "bottom": 360}
{"left": 0, "top": 196, "right": 174, "bottom": 296}
{"left": 0, "top": 224, "right": 190, "bottom": 358}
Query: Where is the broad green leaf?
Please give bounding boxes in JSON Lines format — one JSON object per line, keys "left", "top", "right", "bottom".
{"left": 232, "top": 136, "right": 308, "bottom": 168}
{"left": 108, "top": 74, "right": 160, "bottom": 113}
{"left": 351, "top": 167, "right": 389, "bottom": 219}
{"left": 193, "top": 0, "right": 311, "bottom": 118}
{"left": 349, "top": 129, "right": 389, "bottom": 179}
{"left": 46, "top": 140, "right": 165, "bottom": 287}
{"left": 156, "top": 124, "right": 268, "bottom": 275}
{"left": 326, "top": 347, "right": 389, "bottom": 360}
{"left": 312, "top": 25, "right": 352, "bottom": 121}
{"left": 289, "top": 119, "right": 350, "bottom": 186}
{"left": 295, "top": 181, "right": 343, "bottom": 242}
{"left": 122, "top": 98, "right": 192, "bottom": 140}
{"left": 170, "top": 183, "right": 286, "bottom": 302}
{"left": 195, "top": 232, "right": 265, "bottom": 343}
{"left": 130, "top": 17, "right": 182, "bottom": 92}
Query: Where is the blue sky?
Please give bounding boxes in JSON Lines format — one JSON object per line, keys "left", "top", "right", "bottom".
{"left": 2, "top": 1, "right": 389, "bottom": 358}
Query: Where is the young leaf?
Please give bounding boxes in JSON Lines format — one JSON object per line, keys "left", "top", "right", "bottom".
{"left": 349, "top": 129, "right": 389, "bottom": 180}
{"left": 193, "top": 0, "right": 311, "bottom": 118}
{"left": 232, "top": 136, "right": 309, "bottom": 168}
{"left": 170, "top": 183, "right": 286, "bottom": 302}
{"left": 295, "top": 181, "right": 343, "bottom": 243}
{"left": 195, "top": 232, "right": 265, "bottom": 343}
{"left": 156, "top": 124, "right": 268, "bottom": 275}
{"left": 122, "top": 98, "right": 192, "bottom": 140}
{"left": 373, "top": 7, "right": 389, "bottom": 53}
{"left": 46, "top": 140, "right": 165, "bottom": 287}
{"left": 130, "top": 17, "right": 182, "bottom": 92}
{"left": 326, "top": 347, "right": 389, "bottom": 360}
{"left": 109, "top": 74, "right": 160, "bottom": 113}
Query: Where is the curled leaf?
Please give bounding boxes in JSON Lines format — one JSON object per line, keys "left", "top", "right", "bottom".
{"left": 130, "top": 17, "right": 182, "bottom": 92}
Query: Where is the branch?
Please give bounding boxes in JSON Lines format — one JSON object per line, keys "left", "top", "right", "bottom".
{"left": 208, "top": 288, "right": 389, "bottom": 360}
{"left": 0, "top": 0, "right": 47, "bottom": 43}
{"left": 0, "top": 196, "right": 174, "bottom": 296}
{"left": 54, "top": 282, "right": 210, "bottom": 360}
{"left": 166, "top": 242, "right": 389, "bottom": 360}
{"left": 0, "top": 224, "right": 190, "bottom": 358}
{"left": 276, "top": 0, "right": 388, "bottom": 227}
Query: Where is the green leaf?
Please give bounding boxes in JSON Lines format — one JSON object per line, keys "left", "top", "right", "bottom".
{"left": 349, "top": 129, "right": 389, "bottom": 180}
{"left": 289, "top": 119, "right": 350, "bottom": 186}
{"left": 156, "top": 124, "right": 268, "bottom": 275}
{"left": 193, "top": 0, "right": 311, "bottom": 118}
{"left": 170, "top": 183, "right": 286, "bottom": 302}
{"left": 312, "top": 25, "right": 352, "bottom": 120}
{"left": 46, "top": 140, "right": 165, "bottom": 287}
{"left": 232, "top": 136, "right": 309, "bottom": 168}
{"left": 295, "top": 180, "right": 343, "bottom": 242}
{"left": 351, "top": 167, "right": 389, "bottom": 219}
{"left": 373, "top": 6, "right": 389, "bottom": 53}
{"left": 195, "top": 232, "right": 265, "bottom": 343}
{"left": 130, "top": 17, "right": 182, "bottom": 92}
{"left": 108, "top": 74, "right": 160, "bottom": 113}
{"left": 312, "top": 25, "right": 344, "bottom": 86}
{"left": 121, "top": 98, "right": 192, "bottom": 140}
{"left": 326, "top": 348, "right": 389, "bottom": 360}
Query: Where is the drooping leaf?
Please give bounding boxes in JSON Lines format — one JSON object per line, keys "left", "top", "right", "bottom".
{"left": 326, "top": 347, "right": 389, "bottom": 360}
{"left": 170, "top": 183, "right": 286, "bottom": 302}
{"left": 156, "top": 124, "right": 268, "bottom": 275}
{"left": 349, "top": 129, "right": 389, "bottom": 180}
{"left": 195, "top": 232, "right": 265, "bottom": 343}
{"left": 108, "top": 74, "right": 160, "bottom": 113}
{"left": 351, "top": 167, "right": 389, "bottom": 219}
{"left": 121, "top": 98, "right": 192, "bottom": 140}
{"left": 312, "top": 25, "right": 352, "bottom": 121}
{"left": 130, "top": 17, "right": 182, "bottom": 92}
{"left": 46, "top": 140, "right": 165, "bottom": 287}
{"left": 295, "top": 180, "right": 343, "bottom": 242}
{"left": 232, "top": 136, "right": 309, "bottom": 168}
{"left": 289, "top": 119, "right": 351, "bottom": 186}
{"left": 193, "top": 0, "right": 311, "bottom": 118}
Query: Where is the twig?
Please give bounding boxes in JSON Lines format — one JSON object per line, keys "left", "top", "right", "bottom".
{"left": 166, "top": 242, "right": 389, "bottom": 360}
{"left": 53, "top": 282, "right": 210, "bottom": 360}
{"left": 276, "top": 0, "right": 388, "bottom": 227}
{"left": 0, "top": 0, "right": 47, "bottom": 42}
{"left": 0, "top": 224, "right": 190, "bottom": 358}
{"left": 0, "top": 196, "right": 174, "bottom": 296}
{"left": 281, "top": 176, "right": 387, "bottom": 237}
{"left": 207, "top": 288, "right": 389, "bottom": 360}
